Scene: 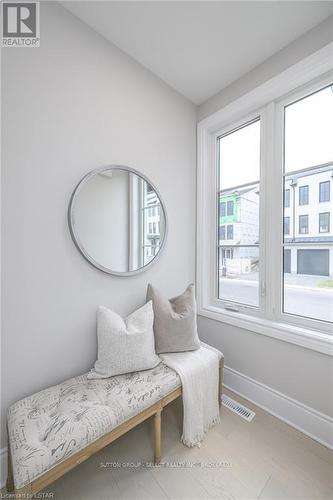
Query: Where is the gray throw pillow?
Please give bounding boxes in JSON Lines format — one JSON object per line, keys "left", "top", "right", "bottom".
{"left": 88, "top": 301, "right": 160, "bottom": 379}
{"left": 147, "top": 283, "right": 200, "bottom": 353}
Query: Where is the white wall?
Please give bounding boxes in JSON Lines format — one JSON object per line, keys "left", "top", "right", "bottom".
{"left": 197, "top": 18, "right": 333, "bottom": 420}
{"left": 1, "top": 1, "right": 196, "bottom": 451}
{"left": 198, "top": 316, "right": 333, "bottom": 417}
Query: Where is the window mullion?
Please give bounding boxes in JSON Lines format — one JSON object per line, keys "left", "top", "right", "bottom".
{"left": 264, "top": 102, "right": 283, "bottom": 321}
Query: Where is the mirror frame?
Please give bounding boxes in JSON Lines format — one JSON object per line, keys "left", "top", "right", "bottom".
{"left": 68, "top": 165, "right": 168, "bottom": 276}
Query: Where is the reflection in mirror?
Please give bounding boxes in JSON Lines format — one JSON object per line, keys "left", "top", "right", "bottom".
{"left": 69, "top": 167, "right": 167, "bottom": 275}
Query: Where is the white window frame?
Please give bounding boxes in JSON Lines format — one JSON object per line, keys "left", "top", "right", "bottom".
{"left": 197, "top": 43, "right": 333, "bottom": 356}
{"left": 213, "top": 110, "right": 266, "bottom": 318}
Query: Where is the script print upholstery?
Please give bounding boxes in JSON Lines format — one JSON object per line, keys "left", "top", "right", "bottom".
{"left": 7, "top": 363, "right": 180, "bottom": 489}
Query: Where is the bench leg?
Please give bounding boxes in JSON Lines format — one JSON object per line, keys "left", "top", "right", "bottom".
{"left": 6, "top": 443, "right": 14, "bottom": 493}
{"left": 154, "top": 409, "right": 161, "bottom": 465}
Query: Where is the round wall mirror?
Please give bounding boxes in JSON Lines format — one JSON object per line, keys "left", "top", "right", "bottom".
{"left": 68, "top": 166, "right": 167, "bottom": 276}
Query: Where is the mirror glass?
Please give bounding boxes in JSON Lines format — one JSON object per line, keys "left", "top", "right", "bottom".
{"left": 69, "top": 167, "right": 167, "bottom": 275}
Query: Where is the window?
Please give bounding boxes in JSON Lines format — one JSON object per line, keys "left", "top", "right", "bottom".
{"left": 299, "top": 215, "right": 308, "bottom": 234}
{"left": 284, "top": 189, "right": 290, "bottom": 208}
{"left": 222, "top": 248, "right": 234, "bottom": 259}
{"left": 221, "top": 202, "right": 226, "bottom": 216}
{"left": 227, "top": 200, "right": 234, "bottom": 215}
{"left": 217, "top": 119, "right": 260, "bottom": 308}
{"left": 319, "top": 212, "right": 330, "bottom": 233}
{"left": 226, "top": 224, "right": 233, "bottom": 240}
{"left": 220, "top": 225, "right": 226, "bottom": 240}
{"left": 283, "top": 84, "right": 333, "bottom": 323}
{"left": 319, "top": 181, "right": 330, "bottom": 202}
{"left": 284, "top": 217, "right": 290, "bottom": 235}
{"left": 299, "top": 185, "right": 309, "bottom": 205}
{"left": 198, "top": 66, "right": 333, "bottom": 349}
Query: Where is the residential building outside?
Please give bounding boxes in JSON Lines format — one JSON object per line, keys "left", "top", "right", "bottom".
{"left": 218, "top": 165, "right": 333, "bottom": 279}
{"left": 218, "top": 185, "right": 259, "bottom": 276}
{"left": 283, "top": 164, "right": 333, "bottom": 277}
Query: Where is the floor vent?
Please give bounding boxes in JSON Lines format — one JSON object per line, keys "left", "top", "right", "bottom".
{"left": 222, "top": 395, "right": 256, "bottom": 422}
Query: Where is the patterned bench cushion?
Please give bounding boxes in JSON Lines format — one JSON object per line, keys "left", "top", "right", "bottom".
{"left": 7, "top": 362, "right": 180, "bottom": 489}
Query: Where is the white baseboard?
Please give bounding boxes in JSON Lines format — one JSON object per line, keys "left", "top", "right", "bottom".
{"left": 0, "top": 447, "right": 7, "bottom": 489}
{"left": 223, "top": 365, "right": 333, "bottom": 450}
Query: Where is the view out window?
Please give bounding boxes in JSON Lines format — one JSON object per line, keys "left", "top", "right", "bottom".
{"left": 284, "top": 217, "right": 290, "bottom": 235}
{"left": 319, "top": 213, "right": 330, "bottom": 233}
{"left": 142, "top": 183, "right": 161, "bottom": 265}
{"left": 299, "top": 215, "right": 309, "bottom": 234}
{"left": 319, "top": 181, "right": 330, "bottom": 202}
{"left": 299, "top": 185, "right": 309, "bottom": 205}
{"left": 283, "top": 84, "right": 333, "bottom": 323}
{"left": 218, "top": 119, "right": 260, "bottom": 307}
{"left": 284, "top": 189, "right": 290, "bottom": 208}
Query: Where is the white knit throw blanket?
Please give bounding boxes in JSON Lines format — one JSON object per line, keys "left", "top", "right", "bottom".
{"left": 159, "top": 342, "right": 222, "bottom": 447}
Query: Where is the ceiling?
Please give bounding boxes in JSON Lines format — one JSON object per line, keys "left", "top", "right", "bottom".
{"left": 63, "top": 1, "right": 333, "bottom": 104}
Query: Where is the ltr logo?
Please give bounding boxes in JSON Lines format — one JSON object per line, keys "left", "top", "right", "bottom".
{"left": 1, "top": 2, "right": 40, "bottom": 47}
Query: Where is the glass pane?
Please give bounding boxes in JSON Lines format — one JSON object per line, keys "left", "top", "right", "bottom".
{"left": 283, "top": 84, "right": 333, "bottom": 323}
{"left": 218, "top": 119, "right": 260, "bottom": 308}
{"left": 218, "top": 246, "right": 259, "bottom": 307}
{"left": 285, "top": 85, "right": 333, "bottom": 172}
{"left": 319, "top": 181, "right": 330, "bottom": 202}
{"left": 319, "top": 213, "right": 330, "bottom": 233}
{"left": 283, "top": 245, "right": 333, "bottom": 323}
{"left": 219, "top": 120, "right": 260, "bottom": 190}
{"left": 283, "top": 166, "right": 333, "bottom": 322}
{"left": 298, "top": 185, "right": 309, "bottom": 205}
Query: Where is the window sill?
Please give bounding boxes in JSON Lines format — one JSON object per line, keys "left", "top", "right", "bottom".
{"left": 198, "top": 305, "right": 333, "bottom": 356}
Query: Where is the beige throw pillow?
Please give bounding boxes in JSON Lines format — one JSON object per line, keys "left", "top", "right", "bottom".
{"left": 88, "top": 301, "right": 160, "bottom": 379}
{"left": 147, "top": 283, "right": 200, "bottom": 353}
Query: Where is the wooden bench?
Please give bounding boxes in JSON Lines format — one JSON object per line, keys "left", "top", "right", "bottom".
{"left": 7, "top": 358, "right": 223, "bottom": 497}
